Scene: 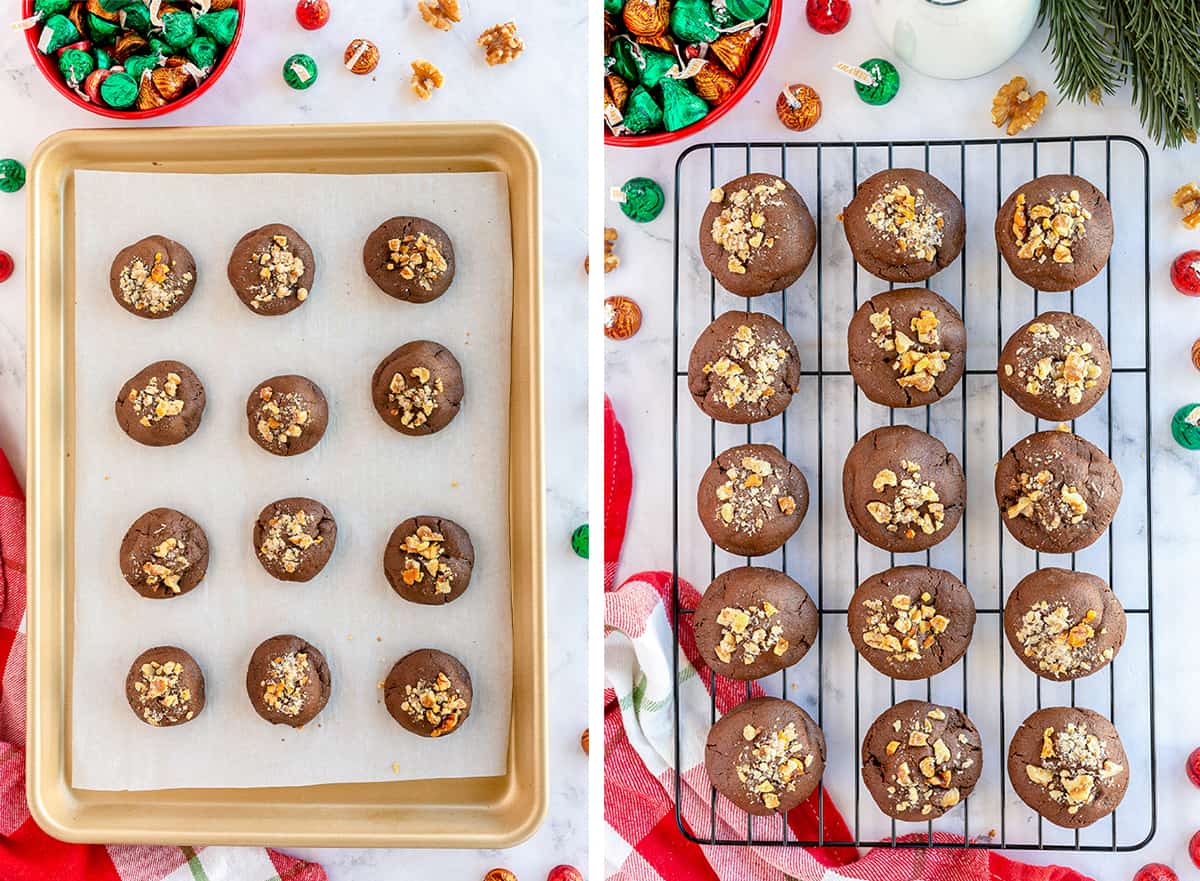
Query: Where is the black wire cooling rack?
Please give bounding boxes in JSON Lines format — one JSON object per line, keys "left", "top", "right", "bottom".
{"left": 670, "top": 136, "right": 1154, "bottom": 852}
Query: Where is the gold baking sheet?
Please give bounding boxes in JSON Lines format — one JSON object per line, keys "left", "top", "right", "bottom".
{"left": 26, "top": 122, "right": 546, "bottom": 847}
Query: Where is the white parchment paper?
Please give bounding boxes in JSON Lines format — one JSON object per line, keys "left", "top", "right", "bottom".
{"left": 70, "top": 170, "right": 513, "bottom": 790}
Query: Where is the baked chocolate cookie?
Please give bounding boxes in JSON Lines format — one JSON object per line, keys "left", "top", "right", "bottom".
{"left": 384, "top": 648, "right": 473, "bottom": 737}
{"left": 842, "top": 168, "right": 965, "bottom": 283}
{"left": 1007, "top": 706, "right": 1128, "bottom": 828}
{"left": 114, "top": 360, "right": 206, "bottom": 446}
{"left": 842, "top": 426, "right": 965, "bottom": 553}
{"left": 246, "top": 374, "right": 329, "bottom": 457}
{"left": 371, "top": 341, "right": 464, "bottom": 436}
{"left": 245, "top": 634, "right": 331, "bottom": 727}
{"left": 704, "top": 697, "right": 825, "bottom": 815}
{"left": 362, "top": 216, "right": 455, "bottom": 303}
{"left": 861, "top": 700, "right": 982, "bottom": 821}
{"left": 1003, "top": 568, "right": 1125, "bottom": 681}
{"left": 996, "top": 175, "right": 1113, "bottom": 292}
{"left": 688, "top": 310, "right": 801, "bottom": 424}
{"left": 125, "top": 645, "right": 205, "bottom": 727}
{"left": 995, "top": 430, "right": 1122, "bottom": 554}
{"left": 109, "top": 235, "right": 197, "bottom": 318}
{"left": 384, "top": 516, "right": 475, "bottom": 605}
{"left": 227, "top": 223, "right": 315, "bottom": 315}
{"left": 847, "top": 288, "right": 967, "bottom": 408}
{"left": 697, "top": 443, "right": 808, "bottom": 557}
{"left": 119, "top": 507, "right": 209, "bottom": 599}
{"left": 253, "top": 497, "right": 337, "bottom": 582}
{"left": 847, "top": 566, "right": 975, "bottom": 680}
{"left": 999, "top": 312, "right": 1111, "bottom": 422}
{"left": 699, "top": 173, "right": 816, "bottom": 297}
{"left": 693, "top": 566, "right": 818, "bottom": 680}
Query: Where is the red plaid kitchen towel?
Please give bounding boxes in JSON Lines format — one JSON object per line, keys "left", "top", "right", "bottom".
{"left": 0, "top": 451, "right": 328, "bottom": 881}
{"left": 602, "top": 396, "right": 1092, "bottom": 881}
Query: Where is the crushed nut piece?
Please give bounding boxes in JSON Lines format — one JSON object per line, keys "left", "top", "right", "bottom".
{"left": 586, "top": 227, "right": 620, "bottom": 274}
{"left": 387, "top": 365, "right": 444, "bottom": 428}
{"left": 710, "top": 178, "right": 788, "bottom": 274}
{"left": 1173, "top": 182, "right": 1200, "bottom": 229}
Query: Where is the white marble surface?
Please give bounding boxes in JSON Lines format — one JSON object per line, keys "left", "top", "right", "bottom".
{"left": 0, "top": 2, "right": 587, "bottom": 878}
{"left": 606, "top": 10, "right": 1200, "bottom": 879}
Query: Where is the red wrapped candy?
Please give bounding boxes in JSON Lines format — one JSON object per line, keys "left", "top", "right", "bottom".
{"left": 83, "top": 68, "right": 110, "bottom": 103}
{"left": 295, "top": 0, "right": 329, "bottom": 29}
{"left": 547, "top": 867, "right": 583, "bottom": 881}
{"left": 806, "top": 0, "right": 851, "bottom": 34}
{"left": 1188, "top": 747, "right": 1200, "bottom": 787}
{"left": 1132, "top": 865, "right": 1177, "bottom": 881}
{"left": 1193, "top": 831, "right": 1200, "bottom": 870}
{"left": 709, "top": 25, "right": 762, "bottom": 79}
{"left": 1171, "top": 250, "right": 1200, "bottom": 296}
{"left": 0, "top": 251, "right": 12, "bottom": 284}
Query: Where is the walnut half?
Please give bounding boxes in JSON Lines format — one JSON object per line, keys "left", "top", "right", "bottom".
{"left": 418, "top": 0, "right": 460, "bottom": 31}
{"left": 478, "top": 21, "right": 525, "bottom": 66}
{"left": 991, "top": 76, "right": 1047, "bottom": 137}
{"left": 411, "top": 59, "right": 445, "bottom": 100}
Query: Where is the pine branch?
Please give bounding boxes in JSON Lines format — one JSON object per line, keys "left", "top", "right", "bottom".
{"left": 1038, "top": 0, "right": 1120, "bottom": 104}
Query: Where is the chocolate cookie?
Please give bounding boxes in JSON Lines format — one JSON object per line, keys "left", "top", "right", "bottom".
{"left": 1003, "top": 568, "right": 1125, "bottom": 681}
{"left": 999, "top": 312, "right": 1111, "bottom": 421}
{"left": 704, "top": 697, "right": 825, "bottom": 815}
{"left": 996, "top": 175, "right": 1113, "bottom": 292}
{"left": 847, "top": 566, "right": 975, "bottom": 680}
{"left": 119, "top": 507, "right": 209, "bottom": 599}
{"left": 688, "top": 310, "right": 801, "bottom": 424}
{"left": 842, "top": 426, "right": 965, "bottom": 553}
{"left": 861, "top": 700, "right": 982, "bottom": 821}
{"left": 253, "top": 497, "right": 337, "bottom": 582}
{"left": 362, "top": 216, "right": 456, "bottom": 303}
{"left": 384, "top": 516, "right": 475, "bottom": 605}
{"left": 245, "top": 634, "right": 331, "bottom": 727}
{"left": 114, "top": 360, "right": 206, "bottom": 446}
{"left": 842, "top": 168, "right": 965, "bottom": 283}
{"left": 109, "top": 235, "right": 197, "bottom": 318}
{"left": 697, "top": 443, "right": 809, "bottom": 557}
{"left": 693, "top": 566, "right": 818, "bottom": 680}
{"left": 384, "top": 648, "right": 473, "bottom": 738}
{"left": 1007, "top": 706, "right": 1128, "bottom": 828}
{"left": 699, "top": 173, "right": 815, "bottom": 297}
{"left": 246, "top": 374, "right": 329, "bottom": 457}
{"left": 371, "top": 341, "right": 464, "bottom": 436}
{"left": 847, "top": 288, "right": 967, "bottom": 408}
{"left": 995, "top": 430, "right": 1122, "bottom": 554}
{"left": 125, "top": 645, "right": 205, "bottom": 727}
{"left": 226, "top": 223, "right": 315, "bottom": 315}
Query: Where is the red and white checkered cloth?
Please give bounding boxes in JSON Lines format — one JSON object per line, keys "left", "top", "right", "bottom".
{"left": 0, "top": 451, "right": 328, "bottom": 881}
{"left": 602, "top": 396, "right": 1092, "bottom": 881}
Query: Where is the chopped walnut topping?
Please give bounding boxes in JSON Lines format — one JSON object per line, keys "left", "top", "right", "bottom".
{"left": 417, "top": 0, "right": 460, "bottom": 31}
{"left": 1005, "top": 321, "right": 1103, "bottom": 405}
{"left": 411, "top": 59, "right": 445, "bottom": 99}
{"left": 868, "top": 306, "right": 951, "bottom": 394}
{"left": 132, "top": 658, "right": 194, "bottom": 725}
{"left": 140, "top": 532, "right": 190, "bottom": 595}
{"left": 1016, "top": 602, "right": 1108, "bottom": 677}
{"left": 127, "top": 371, "right": 184, "bottom": 428}
{"left": 1005, "top": 470, "right": 1088, "bottom": 531}
{"left": 864, "top": 184, "right": 945, "bottom": 262}
{"left": 1024, "top": 722, "right": 1123, "bottom": 815}
{"left": 864, "top": 458, "right": 945, "bottom": 539}
{"left": 399, "top": 524, "right": 454, "bottom": 595}
{"left": 880, "top": 706, "right": 972, "bottom": 816}
{"left": 702, "top": 322, "right": 791, "bottom": 413}
{"left": 860, "top": 590, "right": 951, "bottom": 664}
{"left": 714, "top": 602, "right": 789, "bottom": 665}
{"left": 260, "top": 651, "right": 310, "bottom": 717}
{"left": 399, "top": 671, "right": 468, "bottom": 736}
{"left": 1011, "top": 190, "right": 1091, "bottom": 265}
{"left": 247, "top": 235, "right": 307, "bottom": 308}
{"left": 118, "top": 251, "right": 191, "bottom": 314}
{"left": 259, "top": 508, "right": 323, "bottom": 574}
{"left": 585, "top": 227, "right": 619, "bottom": 274}
{"left": 714, "top": 455, "right": 792, "bottom": 534}
{"left": 384, "top": 232, "right": 448, "bottom": 291}
{"left": 387, "top": 365, "right": 443, "bottom": 429}
{"left": 478, "top": 21, "right": 524, "bottom": 65}
{"left": 710, "top": 179, "right": 788, "bottom": 275}
{"left": 254, "top": 386, "right": 311, "bottom": 449}
{"left": 1172, "top": 182, "right": 1200, "bottom": 229}
{"left": 734, "top": 721, "right": 814, "bottom": 810}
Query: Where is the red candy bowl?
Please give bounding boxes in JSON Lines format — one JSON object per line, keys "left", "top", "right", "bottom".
{"left": 23, "top": 0, "right": 244, "bottom": 119}
{"left": 605, "top": 1, "right": 782, "bottom": 148}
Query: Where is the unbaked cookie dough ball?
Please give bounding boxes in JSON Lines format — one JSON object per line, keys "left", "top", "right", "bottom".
{"left": 125, "top": 645, "right": 206, "bottom": 727}
{"left": 114, "top": 360, "right": 206, "bottom": 446}
{"left": 384, "top": 648, "right": 473, "bottom": 737}
{"left": 227, "top": 223, "right": 315, "bottom": 315}
{"left": 371, "top": 340, "right": 464, "bottom": 435}
{"left": 119, "top": 507, "right": 209, "bottom": 599}
{"left": 253, "top": 497, "right": 337, "bottom": 582}
{"left": 246, "top": 374, "right": 329, "bottom": 457}
{"left": 245, "top": 634, "right": 332, "bottom": 727}
{"left": 384, "top": 516, "right": 475, "bottom": 605}
{"left": 362, "top": 216, "right": 456, "bottom": 303}
{"left": 109, "top": 235, "right": 197, "bottom": 318}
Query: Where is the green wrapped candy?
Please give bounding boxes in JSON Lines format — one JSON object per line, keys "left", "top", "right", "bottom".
{"left": 94, "top": 47, "right": 112, "bottom": 68}
{"left": 188, "top": 35, "right": 217, "bottom": 70}
{"left": 660, "top": 76, "right": 708, "bottom": 131}
{"left": 98, "top": 0, "right": 142, "bottom": 10}
{"left": 58, "top": 47, "right": 94, "bottom": 86}
{"left": 570, "top": 524, "right": 589, "bottom": 559}
{"left": 0, "top": 159, "right": 26, "bottom": 194}
{"left": 671, "top": 0, "right": 721, "bottom": 43}
{"left": 120, "top": 2, "right": 150, "bottom": 33}
{"left": 87, "top": 12, "right": 121, "bottom": 43}
{"left": 33, "top": 0, "right": 70, "bottom": 15}
{"left": 162, "top": 10, "right": 195, "bottom": 49}
{"left": 1172, "top": 404, "right": 1200, "bottom": 450}
{"left": 619, "top": 177, "right": 665, "bottom": 222}
{"left": 123, "top": 53, "right": 156, "bottom": 83}
{"left": 623, "top": 85, "right": 663, "bottom": 134}
{"left": 639, "top": 45, "right": 677, "bottom": 88}
{"left": 855, "top": 57, "right": 900, "bottom": 106}
{"left": 724, "top": 0, "right": 769, "bottom": 22}
{"left": 195, "top": 8, "right": 238, "bottom": 46}
{"left": 609, "top": 37, "right": 639, "bottom": 83}
{"left": 36, "top": 14, "right": 78, "bottom": 53}
{"left": 148, "top": 37, "right": 171, "bottom": 61}
{"left": 99, "top": 69, "right": 137, "bottom": 107}
{"left": 604, "top": 0, "right": 624, "bottom": 12}
{"left": 282, "top": 53, "right": 318, "bottom": 90}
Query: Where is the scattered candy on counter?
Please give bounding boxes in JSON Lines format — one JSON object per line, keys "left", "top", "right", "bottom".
{"left": 0, "top": 251, "right": 13, "bottom": 284}
{"left": 295, "top": 0, "right": 329, "bottom": 30}
{"left": 547, "top": 867, "right": 584, "bottom": 881}
{"left": 571, "top": 523, "right": 589, "bottom": 558}
{"left": 806, "top": 0, "right": 850, "bottom": 33}
{"left": 478, "top": 21, "right": 524, "bottom": 65}
{"left": 586, "top": 227, "right": 620, "bottom": 274}
{"left": 0, "top": 159, "right": 25, "bottom": 194}
{"left": 282, "top": 53, "right": 318, "bottom": 90}
{"left": 1172, "top": 182, "right": 1200, "bottom": 228}
{"left": 776, "top": 83, "right": 821, "bottom": 132}
{"left": 483, "top": 870, "right": 517, "bottom": 881}
{"left": 1171, "top": 403, "right": 1200, "bottom": 450}
{"left": 419, "top": 0, "right": 461, "bottom": 31}
{"left": 1192, "top": 338, "right": 1200, "bottom": 372}
{"left": 411, "top": 59, "right": 444, "bottom": 99}
{"left": 1170, "top": 250, "right": 1200, "bottom": 295}
{"left": 580, "top": 727, "right": 589, "bottom": 754}
{"left": 615, "top": 176, "right": 665, "bottom": 222}
{"left": 1189, "top": 746, "right": 1200, "bottom": 786}
{"left": 1133, "top": 865, "right": 1178, "bottom": 881}
{"left": 604, "top": 295, "right": 642, "bottom": 341}
{"left": 1191, "top": 830, "right": 1200, "bottom": 870}
{"left": 992, "top": 75, "right": 1047, "bottom": 136}
{"left": 344, "top": 37, "right": 379, "bottom": 74}
{"left": 849, "top": 57, "right": 899, "bottom": 106}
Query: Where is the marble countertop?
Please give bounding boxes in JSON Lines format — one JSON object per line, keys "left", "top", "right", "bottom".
{"left": 0, "top": 2, "right": 587, "bottom": 879}
{"left": 605, "top": 10, "right": 1199, "bottom": 879}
